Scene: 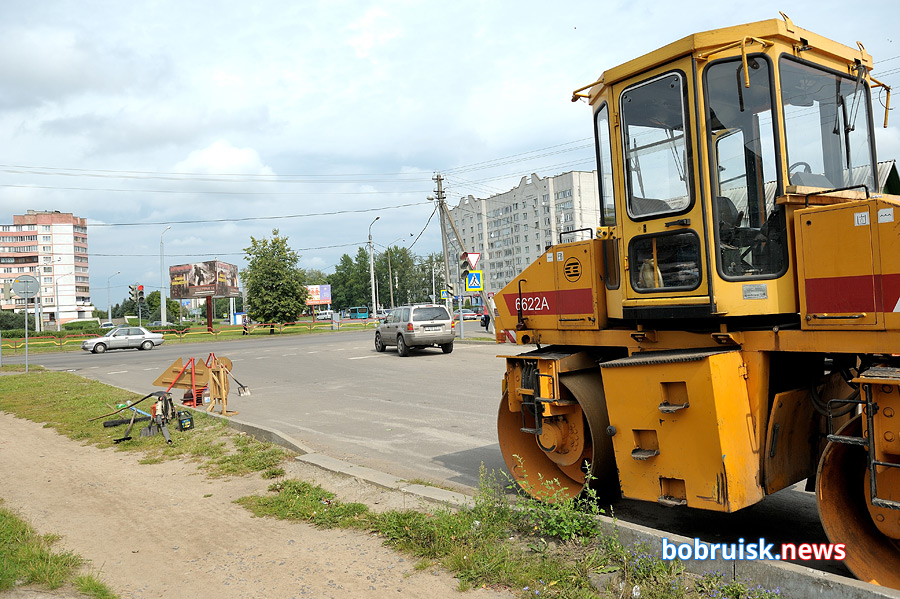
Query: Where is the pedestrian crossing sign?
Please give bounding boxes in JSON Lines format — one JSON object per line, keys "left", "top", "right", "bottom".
{"left": 465, "top": 270, "right": 483, "bottom": 292}
{"left": 440, "top": 289, "right": 448, "bottom": 299}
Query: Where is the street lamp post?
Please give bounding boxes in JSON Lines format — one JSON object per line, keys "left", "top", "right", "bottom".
{"left": 160, "top": 226, "right": 171, "bottom": 325}
{"left": 107, "top": 271, "right": 120, "bottom": 324}
{"left": 383, "top": 233, "right": 412, "bottom": 309}
{"left": 54, "top": 273, "right": 72, "bottom": 332}
{"left": 368, "top": 217, "right": 379, "bottom": 315}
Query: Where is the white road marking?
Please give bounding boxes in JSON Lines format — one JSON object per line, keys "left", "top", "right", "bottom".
{"left": 107, "top": 370, "right": 128, "bottom": 374}
{"left": 348, "top": 356, "right": 375, "bottom": 360}
{"left": 282, "top": 353, "right": 297, "bottom": 356}
{"left": 142, "top": 368, "right": 156, "bottom": 371}
{"left": 307, "top": 351, "right": 320, "bottom": 354}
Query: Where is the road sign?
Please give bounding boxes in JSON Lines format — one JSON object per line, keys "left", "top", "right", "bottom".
{"left": 465, "top": 252, "right": 480, "bottom": 270}
{"left": 465, "top": 270, "right": 483, "bottom": 292}
{"left": 440, "top": 289, "right": 448, "bottom": 299}
{"left": 12, "top": 275, "right": 39, "bottom": 298}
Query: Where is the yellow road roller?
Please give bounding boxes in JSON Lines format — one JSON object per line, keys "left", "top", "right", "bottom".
{"left": 493, "top": 14, "right": 900, "bottom": 588}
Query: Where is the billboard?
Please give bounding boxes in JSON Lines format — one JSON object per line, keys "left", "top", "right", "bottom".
{"left": 169, "top": 260, "right": 240, "bottom": 299}
{"left": 306, "top": 284, "right": 332, "bottom": 306}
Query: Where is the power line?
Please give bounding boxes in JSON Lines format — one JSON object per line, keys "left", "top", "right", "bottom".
{"left": 1, "top": 183, "right": 428, "bottom": 196}
{"left": 88, "top": 201, "right": 432, "bottom": 227}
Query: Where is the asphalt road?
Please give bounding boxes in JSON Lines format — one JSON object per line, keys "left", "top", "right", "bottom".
{"left": 3, "top": 330, "right": 848, "bottom": 577}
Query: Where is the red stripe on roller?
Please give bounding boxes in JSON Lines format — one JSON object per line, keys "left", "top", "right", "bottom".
{"left": 502, "top": 288, "right": 594, "bottom": 315}
{"left": 805, "top": 275, "right": 876, "bottom": 313}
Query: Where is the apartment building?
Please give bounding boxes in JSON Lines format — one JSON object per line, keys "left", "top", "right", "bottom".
{"left": 446, "top": 171, "right": 599, "bottom": 296}
{"left": 0, "top": 210, "right": 95, "bottom": 327}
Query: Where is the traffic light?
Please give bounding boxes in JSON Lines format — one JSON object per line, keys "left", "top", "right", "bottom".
{"left": 137, "top": 285, "right": 145, "bottom": 303}
{"left": 129, "top": 284, "right": 138, "bottom": 302}
{"left": 460, "top": 252, "right": 470, "bottom": 278}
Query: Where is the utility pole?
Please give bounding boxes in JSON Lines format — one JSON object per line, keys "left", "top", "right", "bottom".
{"left": 434, "top": 186, "right": 492, "bottom": 336}
{"left": 431, "top": 173, "right": 452, "bottom": 317}
{"left": 386, "top": 248, "right": 395, "bottom": 309}
{"left": 368, "top": 217, "right": 380, "bottom": 316}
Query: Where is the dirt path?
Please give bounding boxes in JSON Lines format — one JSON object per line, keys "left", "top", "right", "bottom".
{"left": 0, "top": 413, "right": 514, "bottom": 599}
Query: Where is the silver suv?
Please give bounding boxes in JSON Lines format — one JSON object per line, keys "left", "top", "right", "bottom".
{"left": 374, "top": 304, "right": 454, "bottom": 356}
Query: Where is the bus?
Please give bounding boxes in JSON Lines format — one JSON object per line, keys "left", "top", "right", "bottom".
{"left": 343, "top": 306, "right": 369, "bottom": 319}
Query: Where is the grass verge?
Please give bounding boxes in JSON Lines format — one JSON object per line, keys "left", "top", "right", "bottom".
{"left": 238, "top": 466, "right": 783, "bottom": 599}
{"left": 0, "top": 370, "right": 781, "bottom": 599}
{"left": 0, "top": 501, "right": 115, "bottom": 599}
{"left": 0, "top": 370, "right": 294, "bottom": 597}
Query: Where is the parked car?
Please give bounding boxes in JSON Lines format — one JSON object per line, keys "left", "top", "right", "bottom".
{"left": 374, "top": 304, "right": 454, "bottom": 356}
{"left": 99, "top": 322, "right": 116, "bottom": 329}
{"left": 454, "top": 309, "right": 479, "bottom": 321}
{"left": 315, "top": 310, "right": 334, "bottom": 321}
{"left": 81, "top": 326, "right": 164, "bottom": 354}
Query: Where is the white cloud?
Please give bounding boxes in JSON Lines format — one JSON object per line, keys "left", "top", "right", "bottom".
{"left": 346, "top": 7, "right": 402, "bottom": 59}
{"left": 173, "top": 140, "right": 274, "bottom": 175}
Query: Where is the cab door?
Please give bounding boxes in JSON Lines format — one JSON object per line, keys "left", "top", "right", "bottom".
{"left": 616, "top": 62, "right": 711, "bottom": 318}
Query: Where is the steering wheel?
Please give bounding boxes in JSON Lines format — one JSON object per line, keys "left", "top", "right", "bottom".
{"left": 789, "top": 161, "right": 812, "bottom": 175}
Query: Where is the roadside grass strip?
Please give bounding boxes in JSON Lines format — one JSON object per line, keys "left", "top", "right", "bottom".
{"left": 237, "top": 466, "right": 783, "bottom": 599}
{"left": 0, "top": 370, "right": 780, "bottom": 599}
{"left": 0, "top": 501, "right": 116, "bottom": 599}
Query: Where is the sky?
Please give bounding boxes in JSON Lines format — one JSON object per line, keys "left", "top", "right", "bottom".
{"left": 1, "top": 0, "right": 899, "bottom": 307}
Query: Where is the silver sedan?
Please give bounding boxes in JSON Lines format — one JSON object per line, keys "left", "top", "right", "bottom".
{"left": 81, "top": 326, "right": 165, "bottom": 354}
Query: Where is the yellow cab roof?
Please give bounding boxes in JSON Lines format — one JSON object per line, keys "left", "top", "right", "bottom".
{"left": 583, "top": 17, "right": 872, "bottom": 102}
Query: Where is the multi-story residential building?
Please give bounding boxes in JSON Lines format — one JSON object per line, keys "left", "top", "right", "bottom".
{"left": 446, "top": 170, "right": 599, "bottom": 297}
{"left": 0, "top": 210, "right": 95, "bottom": 327}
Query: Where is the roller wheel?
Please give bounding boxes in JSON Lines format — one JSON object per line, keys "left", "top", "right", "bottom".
{"left": 498, "top": 369, "right": 619, "bottom": 502}
{"left": 817, "top": 415, "right": 900, "bottom": 587}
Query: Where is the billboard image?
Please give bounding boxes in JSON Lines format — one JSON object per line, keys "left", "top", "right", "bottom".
{"left": 169, "top": 261, "right": 240, "bottom": 299}
{"left": 306, "top": 284, "right": 332, "bottom": 306}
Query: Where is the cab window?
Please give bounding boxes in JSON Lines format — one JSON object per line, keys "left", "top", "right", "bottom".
{"left": 704, "top": 55, "right": 786, "bottom": 278}
{"left": 621, "top": 72, "right": 692, "bottom": 219}
{"left": 595, "top": 103, "right": 616, "bottom": 225}
{"left": 780, "top": 57, "right": 876, "bottom": 192}
{"left": 629, "top": 232, "right": 701, "bottom": 292}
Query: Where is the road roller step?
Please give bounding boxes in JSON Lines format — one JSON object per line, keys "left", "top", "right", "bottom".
{"left": 827, "top": 366, "right": 900, "bottom": 511}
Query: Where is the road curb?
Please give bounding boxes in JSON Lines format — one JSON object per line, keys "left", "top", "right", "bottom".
{"left": 211, "top": 412, "right": 900, "bottom": 599}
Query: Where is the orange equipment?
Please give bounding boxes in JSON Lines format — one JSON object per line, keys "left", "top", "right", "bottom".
{"left": 493, "top": 14, "right": 900, "bottom": 588}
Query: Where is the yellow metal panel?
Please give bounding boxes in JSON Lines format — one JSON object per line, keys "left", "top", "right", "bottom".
{"left": 601, "top": 351, "right": 764, "bottom": 512}
{"left": 796, "top": 202, "right": 880, "bottom": 328}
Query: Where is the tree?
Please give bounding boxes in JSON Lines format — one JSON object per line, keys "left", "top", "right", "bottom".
{"left": 144, "top": 291, "right": 181, "bottom": 322}
{"left": 214, "top": 296, "right": 243, "bottom": 318}
{"left": 241, "top": 229, "right": 308, "bottom": 331}
{"left": 304, "top": 269, "right": 329, "bottom": 285}
{"left": 0, "top": 309, "right": 35, "bottom": 331}
{"left": 327, "top": 247, "right": 370, "bottom": 310}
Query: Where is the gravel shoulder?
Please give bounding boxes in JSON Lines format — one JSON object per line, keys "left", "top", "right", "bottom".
{"left": 0, "top": 412, "right": 514, "bottom": 599}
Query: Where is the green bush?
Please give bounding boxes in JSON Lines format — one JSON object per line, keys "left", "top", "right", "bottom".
{"left": 62, "top": 321, "right": 100, "bottom": 331}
